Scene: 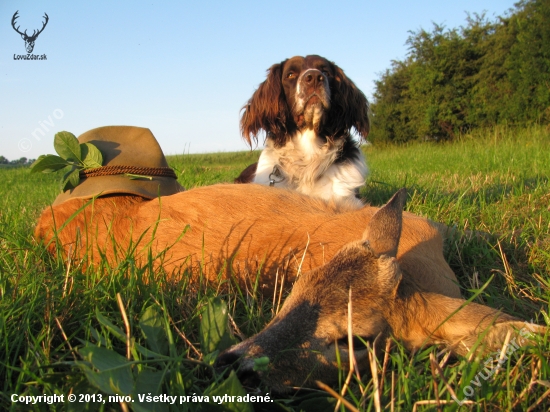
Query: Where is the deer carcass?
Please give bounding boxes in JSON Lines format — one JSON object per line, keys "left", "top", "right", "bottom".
{"left": 216, "top": 189, "right": 546, "bottom": 392}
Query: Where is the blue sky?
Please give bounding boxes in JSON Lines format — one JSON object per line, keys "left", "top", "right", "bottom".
{"left": 1, "top": 0, "right": 516, "bottom": 161}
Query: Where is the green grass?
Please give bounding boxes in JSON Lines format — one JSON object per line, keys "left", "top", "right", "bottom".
{"left": 169, "top": 150, "right": 261, "bottom": 188}
{"left": 0, "top": 125, "right": 549, "bottom": 411}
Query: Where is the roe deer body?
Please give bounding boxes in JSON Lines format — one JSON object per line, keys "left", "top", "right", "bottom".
{"left": 216, "top": 189, "right": 546, "bottom": 392}
{"left": 35, "top": 184, "right": 460, "bottom": 297}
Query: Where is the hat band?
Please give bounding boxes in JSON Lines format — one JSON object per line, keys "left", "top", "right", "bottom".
{"left": 79, "top": 165, "right": 178, "bottom": 179}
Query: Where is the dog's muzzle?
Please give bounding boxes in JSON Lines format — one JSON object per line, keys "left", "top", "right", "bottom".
{"left": 296, "top": 69, "right": 331, "bottom": 114}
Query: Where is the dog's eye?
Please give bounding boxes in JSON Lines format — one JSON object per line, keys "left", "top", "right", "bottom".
{"left": 286, "top": 72, "right": 296, "bottom": 79}
{"left": 319, "top": 68, "right": 331, "bottom": 77}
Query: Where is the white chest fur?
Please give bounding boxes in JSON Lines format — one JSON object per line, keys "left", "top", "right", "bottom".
{"left": 253, "top": 130, "right": 368, "bottom": 206}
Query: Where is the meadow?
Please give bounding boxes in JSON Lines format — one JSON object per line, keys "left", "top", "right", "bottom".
{"left": 0, "top": 125, "right": 549, "bottom": 411}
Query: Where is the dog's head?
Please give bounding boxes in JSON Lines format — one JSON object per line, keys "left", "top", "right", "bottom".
{"left": 241, "top": 55, "right": 370, "bottom": 148}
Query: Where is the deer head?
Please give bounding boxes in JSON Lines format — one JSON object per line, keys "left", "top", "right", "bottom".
{"left": 12, "top": 11, "right": 49, "bottom": 54}
{"left": 216, "top": 189, "right": 546, "bottom": 392}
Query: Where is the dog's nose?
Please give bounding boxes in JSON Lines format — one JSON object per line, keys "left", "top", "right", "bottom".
{"left": 302, "top": 69, "right": 325, "bottom": 88}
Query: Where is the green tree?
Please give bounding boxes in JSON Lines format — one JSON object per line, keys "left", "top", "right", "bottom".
{"left": 370, "top": 0, "right": 550, "bottom": 143}
{"left": 504, "top": 0, "right": 550, "bottom": 123}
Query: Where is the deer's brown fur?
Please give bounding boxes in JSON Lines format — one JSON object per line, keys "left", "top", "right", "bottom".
{"left": 216, "top": 189, "right": 546, "bottom": 392}
{"left": 34, "top": 184, "right": 460, "bottom": 297}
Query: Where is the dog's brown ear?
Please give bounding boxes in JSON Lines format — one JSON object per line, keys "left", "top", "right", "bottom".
{"left": 240, "top": 61, "right": 291, "bottom": 147}
{"left": 234, "top": 162, "right": 257, "bottom": 184}
{"left": 330, "top": 63, "right": 370, "bottom": 140}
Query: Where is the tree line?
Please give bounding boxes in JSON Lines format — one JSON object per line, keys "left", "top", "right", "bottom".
{"left": 0, "top": 156, "right": 35, "bottom": 166}
{"left": 369, "top": 0, "right": 550, "bottom": 143}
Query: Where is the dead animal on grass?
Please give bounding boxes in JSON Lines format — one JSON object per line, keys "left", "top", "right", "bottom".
{"left": 36, "top": 188, "right": 462, "bottom": 298}
{"left": 35, "top": 127, "right": 458, "bottom": 298}
{"left": 216, "top": 189, "right": 547, "bottom": 392}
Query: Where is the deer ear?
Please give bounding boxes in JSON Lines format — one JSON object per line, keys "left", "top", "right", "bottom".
{"left": 362, "top": 188, "right": 407, "bottom": 257}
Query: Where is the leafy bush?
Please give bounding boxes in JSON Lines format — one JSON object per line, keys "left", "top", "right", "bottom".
{"left": 370, "top": 0, "right": 550, "bottom": 143}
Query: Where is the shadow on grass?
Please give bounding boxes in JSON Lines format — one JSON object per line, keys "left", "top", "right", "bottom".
{"left": 362, "top": 174, "right": 548, "bottom": 207}
{"left": 361, "top": 179, "right": 549, "bottom": 321}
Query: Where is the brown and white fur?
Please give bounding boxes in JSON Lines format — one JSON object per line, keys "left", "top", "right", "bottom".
{"left": 238, "top": 55, "right": 370, "bottom": 207}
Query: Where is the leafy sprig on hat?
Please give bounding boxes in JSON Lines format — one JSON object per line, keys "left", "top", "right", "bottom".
{"left": 30, "top": 131, "right": 103, "bottom": 191}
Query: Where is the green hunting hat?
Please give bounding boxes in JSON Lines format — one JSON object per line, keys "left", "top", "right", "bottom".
{"left": 52, "top": 126, "right": 184, "bottom": 206}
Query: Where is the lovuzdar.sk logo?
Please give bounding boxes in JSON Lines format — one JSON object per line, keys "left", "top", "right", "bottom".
{"left": 11, "top": 10, "right": 49, "bottom": 61}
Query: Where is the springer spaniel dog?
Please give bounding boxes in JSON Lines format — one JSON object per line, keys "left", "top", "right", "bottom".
{"left": 236, "top": 55, "right": 370, "bottom": 207}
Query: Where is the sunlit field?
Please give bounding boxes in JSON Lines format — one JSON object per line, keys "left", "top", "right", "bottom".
{"left": 1, "top": 126, "right": 549, "bottom": 411}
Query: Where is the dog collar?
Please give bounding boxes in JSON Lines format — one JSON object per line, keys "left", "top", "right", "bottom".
{"left": 269, "top": 165, "right": 285, "bottom": 186}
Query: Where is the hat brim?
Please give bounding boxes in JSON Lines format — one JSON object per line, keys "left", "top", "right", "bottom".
{"left": 52, "top": 174, "right": 184, "bottom": 206}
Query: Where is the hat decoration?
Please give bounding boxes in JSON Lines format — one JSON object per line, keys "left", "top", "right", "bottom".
{"left": 30, "top": 126, "right": 184, "bottom": 205}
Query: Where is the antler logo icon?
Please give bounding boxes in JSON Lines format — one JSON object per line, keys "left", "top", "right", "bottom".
{"left": 11, "top": 11, "right": 49, "bottom": 54}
